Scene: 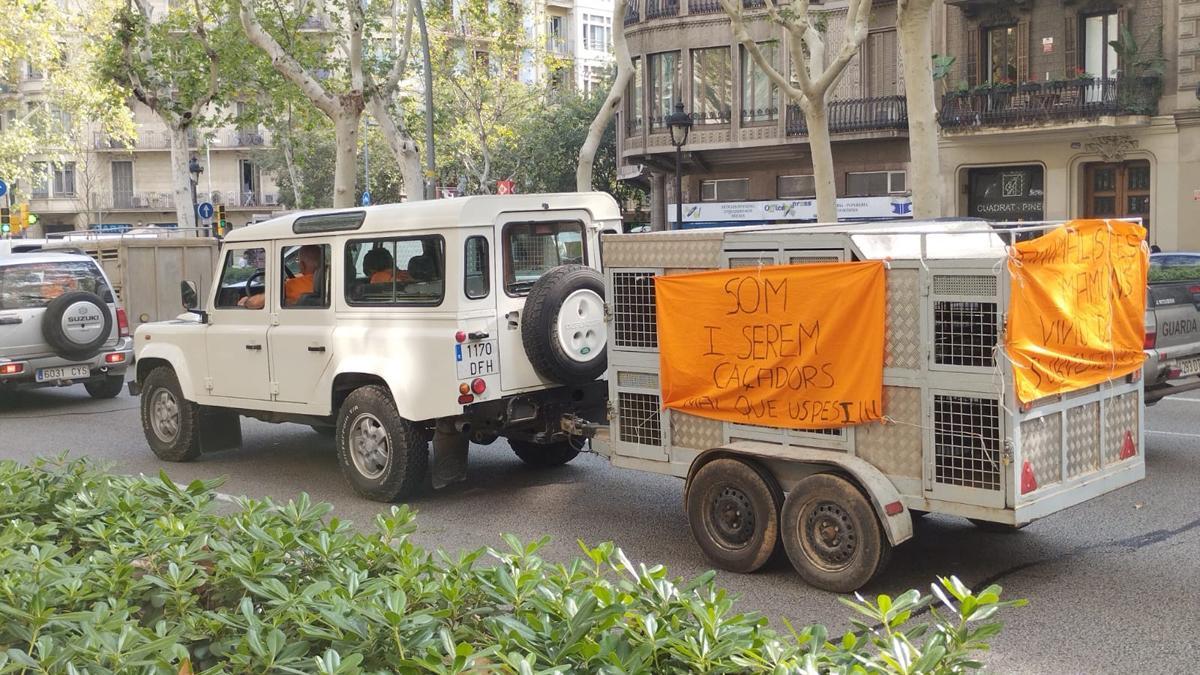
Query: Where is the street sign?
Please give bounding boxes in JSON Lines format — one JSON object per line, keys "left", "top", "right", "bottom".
{"left": 496, "top": 180, "right": 514, "bottom": 195}
{"left": 0, "top": 180, "right": 7, "bottom": 198}
{"left": 361, "top": 191, "right": 371, "bottom": 206}
{"left": 197, "top": 202, "right": 214, "bottom": 220}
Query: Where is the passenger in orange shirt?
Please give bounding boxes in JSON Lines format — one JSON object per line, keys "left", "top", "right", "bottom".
{"left": 364, "top": 248, "right": 411, "bottom": 285}
{"left": 239, "top": 245, "right": 321, "bottom": 309}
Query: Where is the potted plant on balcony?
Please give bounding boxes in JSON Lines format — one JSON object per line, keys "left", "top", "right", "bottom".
{"left": 1110, "top": 24, "right": 1165, "bottom": 115}
{"left": 1018, "top": 80, "right": 1042, "bottom": 93}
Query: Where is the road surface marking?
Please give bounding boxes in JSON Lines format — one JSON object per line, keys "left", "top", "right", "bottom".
{"left": 1147, "top": 429, "right": 1200, "bottom": 439}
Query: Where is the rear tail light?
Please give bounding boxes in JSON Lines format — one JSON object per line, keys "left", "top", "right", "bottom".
{"left": 1020, "top": 460, "right": 1038, "bottom": 495}
{"left": 1143, "top": 330, "right": 1156, "bottom": 350}
{"left": 455, "top": 331, "right": 467, "bottom": 343}
{"left": 105, "top": 353, "right": 126, "bottom": 364}
{"left": 0, "top": 363, "right": 24, "bottom": 375}
{"left": 116, "top": 308, "right": 130, "bottom": 338}
{"left": 471, "top": 378, "right": 486, "bottom": 395}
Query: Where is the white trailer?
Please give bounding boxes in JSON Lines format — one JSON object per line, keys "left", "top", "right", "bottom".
{"left": 593, "top": 219, "right": 1146, "bottom": 592}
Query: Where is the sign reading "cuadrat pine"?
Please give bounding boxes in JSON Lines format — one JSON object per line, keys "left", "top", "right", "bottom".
{"left": 654, "top": 261, "right": 886, "bottom": 429}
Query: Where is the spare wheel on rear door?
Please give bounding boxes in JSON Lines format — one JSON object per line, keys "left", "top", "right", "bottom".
{"left": 41, "top": 291, "right": 113, "bottom": 361}
{"left": 521, "top": 264, "right": 607, "bottom": 386}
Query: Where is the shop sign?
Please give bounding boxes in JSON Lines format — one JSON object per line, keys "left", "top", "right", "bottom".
{"left": 667, "top": 195, "right": 913, "bottom": 224}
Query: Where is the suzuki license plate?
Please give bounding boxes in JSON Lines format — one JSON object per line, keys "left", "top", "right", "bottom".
{"left": 36, "top": 365, "right": 90, "bottom": 382}
{"left": 456, "top": 340, "right": 498, "bottom": 379}
{"left": 1179, "top": 356, "right": 1200, "bottom": 378}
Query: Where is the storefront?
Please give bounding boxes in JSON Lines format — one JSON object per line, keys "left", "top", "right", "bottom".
{"left": 966, "top": 165, "right": 1045, "bottom": 222}
{"left": 667, "top": 195, "right": 915, "bottom": 228}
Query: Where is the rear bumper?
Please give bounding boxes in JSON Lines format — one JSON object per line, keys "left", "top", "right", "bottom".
{"left": 0, "top": 338, "right": 134, "bottom": 388}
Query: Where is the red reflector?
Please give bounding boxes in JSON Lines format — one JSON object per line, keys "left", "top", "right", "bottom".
{"left": 116, "top": 308, "right": 130, "bottom": 338}
{"left": 1021, "top": 459, "right": 1038, "bottom": 495}
{"left": 1120, "top": 431, "right": 1137, "bottom": 460}
{"left": 471, "top": 378, "right": 486, "bottom": 394}
{"left": 884, "top": 501, "right": 904, "bottom": 516}
{"left": 1143, "top": 331, "right": 1156, "bottom": 350}
{"left": 455, "top": 331, "right": 467, "bottom": 343}
{"left": 105, "top": 353, "right": 126, "bottom": 364}
{"left": 1168, "top": 367, "right": 1182, "bottom": 379}
{"left": 457, "top": 394, "right": 474, "bottom": 404}
{"left": 0, "top": 363, "right": 24, "bottom": 375}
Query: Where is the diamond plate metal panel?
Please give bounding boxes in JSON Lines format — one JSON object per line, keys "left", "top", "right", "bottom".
{"left": 602, "top": 234, "right": 724, "bottom": 269}
{"left": 1020, "top": 413, "right": 1062, "bottom": 486}
{"left": 1103, "top": 391, "right": 1139, "bottom": 465}
{"left": 1066, "top": 402, "right": 1101, "bottom": 478}
{"left": 670, "top": 413, "right": 723, "bottom": 450}
{"left": 886, "top": 269, "right": 921, "bottom": 370}
{"left": 856, "top": 386, "right": 922, "bottom": 479}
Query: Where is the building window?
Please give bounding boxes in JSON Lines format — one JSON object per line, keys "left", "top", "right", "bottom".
{"left": 778, "top": 175, "right": 815, "bottom": 199}
{"left": 692, "top": 47, "right": 731, "bottom": 125}
{"left": 700, "top": 178, "right": 750, "bottom": 202}
{"left": 31, "top": 162, "right": 50, "bottom": 198}
{"left": 239, "top": 159, "right": 261, "bottom": 206}
{"left": 53, "top": 162, "right": 76, "bottom": 197}
{"left": 649, "top": 51, "right": 680, "bottom": 130}
{"left": 985, "top": 25, "right": 1017, "bottom": 83}
{"left": 547, "top": 15, "right": 566, "bottom": 53}
{"left": 846, "top": 171, "right": 905, "bottom": 197}
{"left": 1082, "top": 13, "right": 1119, "bottom": 78}
{"left": 582, "top": 13, "right": 612, "bottom": 52}
{"left": 1084, "top": 161, "right": 1150, "bottom": 233}
{"left": 865, "top": 30, "right": 898, "bottom": 96}
{"left": 741, "top": 42, "right": 778, "bottom": 124}
{"left": 111, "top": 160, "right": 134, "bottom": 209}
{"left": 627, "top": 56, "right": 643, "bottom": 132}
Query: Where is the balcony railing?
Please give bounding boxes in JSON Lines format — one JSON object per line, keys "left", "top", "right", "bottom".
{"left": 688, "top": 0, "right": 721, "bottom": 14}
{"left": 93, "top": 129, "right": 201, "bottom": 150}
{"left": 645, "top": 0, "right": 678, "bottom": 19}
{"left": 546, "top": 36, "right": 570, "bottom": 54}
{"left": 786, "top": 96, "right": 908, "bottom": 136}
{"left": 938, "top": 77, "right": 1161, "bottom": 130}
{"left": 624, "top": 0, "right": 640, "bottom": 24}
{"left": 108, "top": 190, "right": 281, "bottom": 210}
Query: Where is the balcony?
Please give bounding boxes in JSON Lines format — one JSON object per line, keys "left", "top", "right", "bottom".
{"left": 108, "top": 190, "right": 281, "bottom": 211}
{"left": 687, "top": 0, "right": 720, "bottom": 14}
{"left": 645, "top": 0, "right": 678, "bottom": 19}
{"left": 93, "top": 129, "right": 200, "bottom": 151}
{"left": 938, "top": 77, "right": 1161, "bottom": 131}
{"left": 624, "top": 0, "right": 640, "bottom": 25}
{"left": 786, "top": 96, "right": 908, "bottom": 136}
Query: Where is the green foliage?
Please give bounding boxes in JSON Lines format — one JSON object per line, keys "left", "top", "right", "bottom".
{"left": 0, "top": 458, "right": 1020, "bottom": 673}
{"left": 1149, "top": 264, "right": 1200, "bottom": 284}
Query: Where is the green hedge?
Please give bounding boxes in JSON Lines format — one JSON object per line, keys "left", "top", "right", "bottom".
{"left": 1149, "top": 264, "right": 1200, "bottom": 284}
{"left": 0, "top": 458, "right": 1023, "bottom": 673}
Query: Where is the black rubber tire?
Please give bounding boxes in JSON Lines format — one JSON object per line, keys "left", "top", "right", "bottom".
{"left": 84, "top": 374, "right": 125, "bottom": 399}
{"left": 509, "top": 438, "right": 581, "bottom": 467}
{"left": 139, "top": 366, "right": 201, "bottom": 462}
{"left": 520, "top": 265, "right": 606, "bottom": 386}
{"left": 780, "top": 473, "right": 891, "bottom": 593}
{"left": 41, "top": 291, "right": 113, "bottom": 361}
{"left": 686, "top": 458, "right": 783, "bottom": 574}
{"left": 968, "top": 518, "right": 1027, "bottom": 533}
{"left": 336, "top": 385, "right": 429, "bottom": 502}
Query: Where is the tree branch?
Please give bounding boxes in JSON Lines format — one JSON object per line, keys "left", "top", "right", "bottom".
{"left": 719, "top": 0, "right": 805, "bottom": 101}
{"left": 812, "top": 0, "right": 871, "bottom": 93}
{"left": 237, "top": 0, "right": 340, "bottom": 118}
{"left": 186, "top": 0, "right": 221, "bottom": 123}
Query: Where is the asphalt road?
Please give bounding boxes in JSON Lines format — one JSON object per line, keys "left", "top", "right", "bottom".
{"left": 1, "top": 385, "right": 1198, "bottom": 673}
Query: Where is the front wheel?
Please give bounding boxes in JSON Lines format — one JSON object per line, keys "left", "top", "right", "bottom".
{"left": 686, "top": 458, "right": 782, "bottom": 574}
{"left": 509, "top": 438, "right": 580, "bottom": 467}
{"left": 85, "top": 374, "right": 126, "bottom": 399}
{"left": 336, "top": 385, "right": 429, "bottom": 502}
{"left": 780, "top": 473, "right": 890, "bottom": 593}
{"left": 140, "top": 367, "right": 201, "bottom": 462}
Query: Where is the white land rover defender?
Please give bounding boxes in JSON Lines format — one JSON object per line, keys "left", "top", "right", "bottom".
{"left": 130, "top": 194, "right": 619, "bottom": 500}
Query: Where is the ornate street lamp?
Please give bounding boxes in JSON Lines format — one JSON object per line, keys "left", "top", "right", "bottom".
{"left": 665, "top": 101, "right": 692, "bottom": 230}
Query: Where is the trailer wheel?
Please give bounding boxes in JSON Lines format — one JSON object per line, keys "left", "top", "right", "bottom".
{"left": 781, "top": 473, "right": 890, "bottom": 593}
{"left": 686, "top": 458, "right": 782, "bottom": 574}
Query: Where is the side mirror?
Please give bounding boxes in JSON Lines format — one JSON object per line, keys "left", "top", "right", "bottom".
{"left": 180, "top": 280, "right": 208, "bottom": 323}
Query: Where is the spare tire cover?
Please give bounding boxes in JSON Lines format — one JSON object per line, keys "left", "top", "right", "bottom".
{"left": 521, "top": 265, "right": 607, "bottom": 386}
{"left": 41, "top": 290, "right": 113, "bottom": 361}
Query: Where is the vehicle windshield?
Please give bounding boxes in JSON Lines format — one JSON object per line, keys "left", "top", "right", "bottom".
{"left": 1148, "top": 254, "right": 1200, "bottom": 284}
{"left": 503, "top": 221, "right": 585, "bottom": 295}
{"left": 0, "top": 260, "right": 112, "bottom": 310}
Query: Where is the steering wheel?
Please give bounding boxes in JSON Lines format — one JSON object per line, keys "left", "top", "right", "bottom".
{"left": 244, "top": 269, "right": 265, "bottom": 298}
{"left": 284, "top": 265, "right": 295, "bottom": 279}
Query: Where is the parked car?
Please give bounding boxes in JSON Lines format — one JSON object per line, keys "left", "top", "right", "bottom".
{"left": 0, "top": 251, "right": 134, "bottom": 398}
{"left": 1145, "top": 251, "right": 1200, "bottom": 403}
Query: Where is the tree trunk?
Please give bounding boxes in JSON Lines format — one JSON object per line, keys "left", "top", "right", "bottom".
{"left": 577, "top": 0, "right": 632, "bottom": 192}
{"left": 281, "top": 134, "right": 302, "bottom": 208}
{"left": 898, "top": 0, "right": 941, "bottom": 219}
{"left": 369, "top": 97, "right": 424, "bottom": 202}
{"left": 168, "top": 126, "right": 197, "bottom": 230}
{"left": 804, "top": 102, "right": 837, "bottom": 223}
{"left": 332, "top": 113, "right": 361, "bottom": 208}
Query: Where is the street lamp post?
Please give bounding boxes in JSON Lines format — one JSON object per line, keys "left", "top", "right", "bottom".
{"left": 188, "top": 155, "right": 203, "bottom": 235}
{"left": 665, "top": 101, "right": 692, "bottom": 231}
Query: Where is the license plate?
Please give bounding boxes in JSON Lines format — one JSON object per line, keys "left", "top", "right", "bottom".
{"left": 1179, "top": 356, "right": 1200, "bottom": 377}
{"left": 455, "top": 340, "right": 498, "bottom": 379}
{"left": 36, "top": 365, "right": 91, "bottom": 382}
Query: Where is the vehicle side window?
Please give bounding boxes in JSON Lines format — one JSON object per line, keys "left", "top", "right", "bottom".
{"left": 214, "top": 247, "right": 266, "bottom": 309}
{"left": 502, "top": 221, "right": 586, "bottom": 296}
{"left": 344, "top": 235, "right": 445, "bottom": 306}
{"left": 279, "top": 243, "right": 331, "bottom": 309}
{"left": 465, "top": 236, "right": 490, "bottom": 299}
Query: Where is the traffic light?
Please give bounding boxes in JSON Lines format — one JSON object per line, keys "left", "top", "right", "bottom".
{"left": 216, "top": 204, "right": 227, "bottom": 235}
{"left": 1, "top": 207, "right": 9, "bottom": 235}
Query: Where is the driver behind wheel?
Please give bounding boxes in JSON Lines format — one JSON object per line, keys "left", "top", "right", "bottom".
{"left": 239, "top": 244, "right": 321, "bottom": 309}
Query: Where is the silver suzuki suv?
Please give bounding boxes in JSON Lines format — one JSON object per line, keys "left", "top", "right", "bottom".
{"left": 0, "top": 251, "right": 133, "bottom": 398}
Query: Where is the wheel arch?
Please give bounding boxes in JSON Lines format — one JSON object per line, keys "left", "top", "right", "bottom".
{"left": 331, "top": 371, "right": 392, "bottom": 415}
{"left": 134, "top": 346, "right": 199, "bottom": 400}
{"left": 686, "top": 442, "right": 914, "bottom": 547}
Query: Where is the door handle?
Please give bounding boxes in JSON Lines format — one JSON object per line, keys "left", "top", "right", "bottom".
{"left": 245, "top": 344, "right": 262, "bottom": 351}
{"left": 0, "top": 317, "right": 21, "bottom": 325}
{"left": 307, "top": 345, "right": 326, "bottom": 353}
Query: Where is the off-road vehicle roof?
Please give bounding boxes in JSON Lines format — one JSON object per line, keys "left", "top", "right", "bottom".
{"left": 223, "top": 193, "right": 623, "bottom": 244}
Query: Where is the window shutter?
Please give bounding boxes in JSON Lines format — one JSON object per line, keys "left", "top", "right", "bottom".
{"left": 1064, "top": 15, "right": 1077, "bottom": 78}
{"left": 1016, "top": 19, "right": 1030, "bottom": 82}
{"left": 965, "top": 26, "right": 979, "bottom": 87}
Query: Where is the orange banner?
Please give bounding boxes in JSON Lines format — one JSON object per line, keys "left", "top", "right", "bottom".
{"left": 1006, "top": 219, "right": 1148, "bottom": 404}
{"left": 655, "top": 261, "right": 886, "bottom": 429}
